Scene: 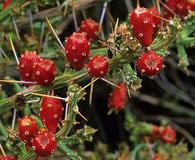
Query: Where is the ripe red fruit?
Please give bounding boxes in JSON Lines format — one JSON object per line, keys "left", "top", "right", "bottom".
{"left": 150, "top": 7, "right": 161, "bottom": 35}
{"left": 33, "top": 59, "right": 56, "bottom": 86}
{"left": 163, "top": 0, "right": 192, "bottom": 19}
{"left": 176, "top": 0, "right": 190, "bottom": 19}
{"left": 0, "top": 156, "right": 15, "bottom": 160}
{"left": 152, "top": 125, "right": 160, "bottom": 133}
{"left": 70, "top": 61, "right": 86, "bottom": 71}
{"left": 130, "top": 7, "right": 154, "bottom": 47}
{"left": 18, "top": 51, "right": 40, "bottom": 84}
{"left": 78, "top": 19, "right": 99, "bottom": 41}
{"left": 65, "top": 32, "right": 90, "bottom": 70}
{"left": 161, "top": 127, "right": 176, "bottom": 143}
{"left": 18, "top": 116, "right": 38, "bottom": 146}
{"left": 87, "top": 55, "right": 109, "bottom": 77}
{"left": 3, "top": 0, "right": 10, "bottom": 10}
{"left": 189, "top": 0, "right": 195, "bottom": 11}
{"left": 108, "top": 83, "right": 127, "bottom": 110}
{"left": 152, "top": 125, "right": 161, "bottom": 138}
{"left": 40, "top": 96, "right": 63, "bottom": 133}
{"left": 136, "top": 50, "right": 164, "bottom": 77}
{"left": 32, "top": 131, "right": 57, "bottom": 157}
{"left": 163, "top": 0, "right": 178, "bottom": 19}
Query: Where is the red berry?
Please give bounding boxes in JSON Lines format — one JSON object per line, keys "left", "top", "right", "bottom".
{"left": 70, "top": 61, "right": 86, "bottom": 71}
{"left": 18, "top": 51, "right": 40, "bottom": 85}
{"left": 79, "top": 19, "right": 99, "bottom": 41}
{"left": 176, "top": 0, "right": 190, "bottom": 19}
{"left": 163, "top": 0, "right": 192, "bottom": 19}
{"left": 18, "top": 116, "right": 38, "bottom": 146}
{"left": 87, "top": 55, "right": 109, "bottom": 77}
{"left": 32, "top": 131, "right": 57, "bottom": 157}
{"left": 108, "top": 83, "right": 127, "bottom": 110}
{"left": 33, "top": 59, "right": 56, "bottom": 86}
{"left": 65, "top": 32, "right": 90, "bottom": 70}
{"left": 136, "top": 50, "right": 164, "bottom": 77}
{"left": 161, "top": 127, "right": 176, "bottom": 143}
{"left": 163, "top": 0, "right": 178, "bottom": 19}
{"left": 0, "top": 156, "right": 15, "bottom": 160}
{"left": 152, "top": 125, "right": 161, "bottom": 138}
{"left": 3, "top": 0, "right": 10, "bottom": 10}
{"left": 150, "top": 7, "right": 161, "bottom": 35}
{"left": 189, "top": 0, "right": 195, "bottom": 11}
{"left": 40, "top": 96, "right": 63, "bottom": 133}
{"left": 130, "top": 7, "right": 154, "bottom": 47}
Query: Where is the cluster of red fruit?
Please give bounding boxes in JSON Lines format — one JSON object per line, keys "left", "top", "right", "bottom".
{"left": 129, "top": 6, "right": 164, "bottom": 77}
{"left": 18, "top": 51, "right": 56, "bottom": 87}
{"left": 0, "top": 93, "right": 63, "bottom": 159}
{"left": 17, "top": 95, "right": 63, "bottom": 158}
{"left": 152, "top": 126, "right": 176, "bottom": 160}
{"left": 164, "top": 0, "right": 195, "bottom": 19}
{"left": 65, "top": 19, "right": 109, "bottom": 78}
{"left": 152, "top": 125, "right": 176, "bottom": 144}
{"left": 18, "top": 116, "right": 57, "bottom": 158}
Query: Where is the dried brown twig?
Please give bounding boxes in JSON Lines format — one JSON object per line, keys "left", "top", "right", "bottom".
{"left": 16, "top": 0, "right": 100, "bottom": 28}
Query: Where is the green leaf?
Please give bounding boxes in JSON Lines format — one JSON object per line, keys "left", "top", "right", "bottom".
{"left": 177, "top": 44, "right": 189, "bottom": 74}
{"left": 0, "top": 1, "right": 16, "bottom": 21}
{"left": 177, "top": 37, "right": 195, "bottom": 46}
{"left": 31, "top": 115, "right": 43, "bottom": 127}
{"left": 17, "top": 142, "right": 27, "bottom": 157}
{"left": 59, "top": 125, "right": 97, "bottom": 146}
{"left": 58, "top": 141, "right": 82, "bottom": 160}
{"left": 19, "top": 150, "right": 36, "bottom": 160}
{"left": 91, "top": 48, "right": 107, "bottom": 56}
{"left": 0, "top": 120, "right": 8, "bottom": 137}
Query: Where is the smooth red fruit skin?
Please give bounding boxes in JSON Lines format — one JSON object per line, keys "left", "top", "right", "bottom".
{"left": 161, "top": 127, "right": 176, "bottom": 143}
{"left": 40, "top": 97, "right": 63, "bottom": 133}
{"left": 18, "top": 116, "right": 38, "bottom": 146}
{"left": 65, "top": 32, "right": 90, "bottom": 70}
{"left": 32, "top": 132, "right": 57, "bottom": 157}
{"left": 79, "top": 19, "right": 99, "bottom": 41}
{"left": 18, "top": 51, "right": 40, "bottom": 84}
{"left": 130, "top": 7, "right": 154, "bottom": 47}
{"left": 33, "top": 59, "right": 56, "bottom": 86}
{"left": 108, "top": 83, "right": 127, "bottom": 110}
{"left": 136, "top": 50, "right": 163, "bottom": 77}
{"left": 3, "top": 0, "right": 10, "bottom": 10}
{"left": 87, "top": 55, "right": 109, "bottom": 77}
{"left": 150, "top": 7, "right": 161, "bottom": 35}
